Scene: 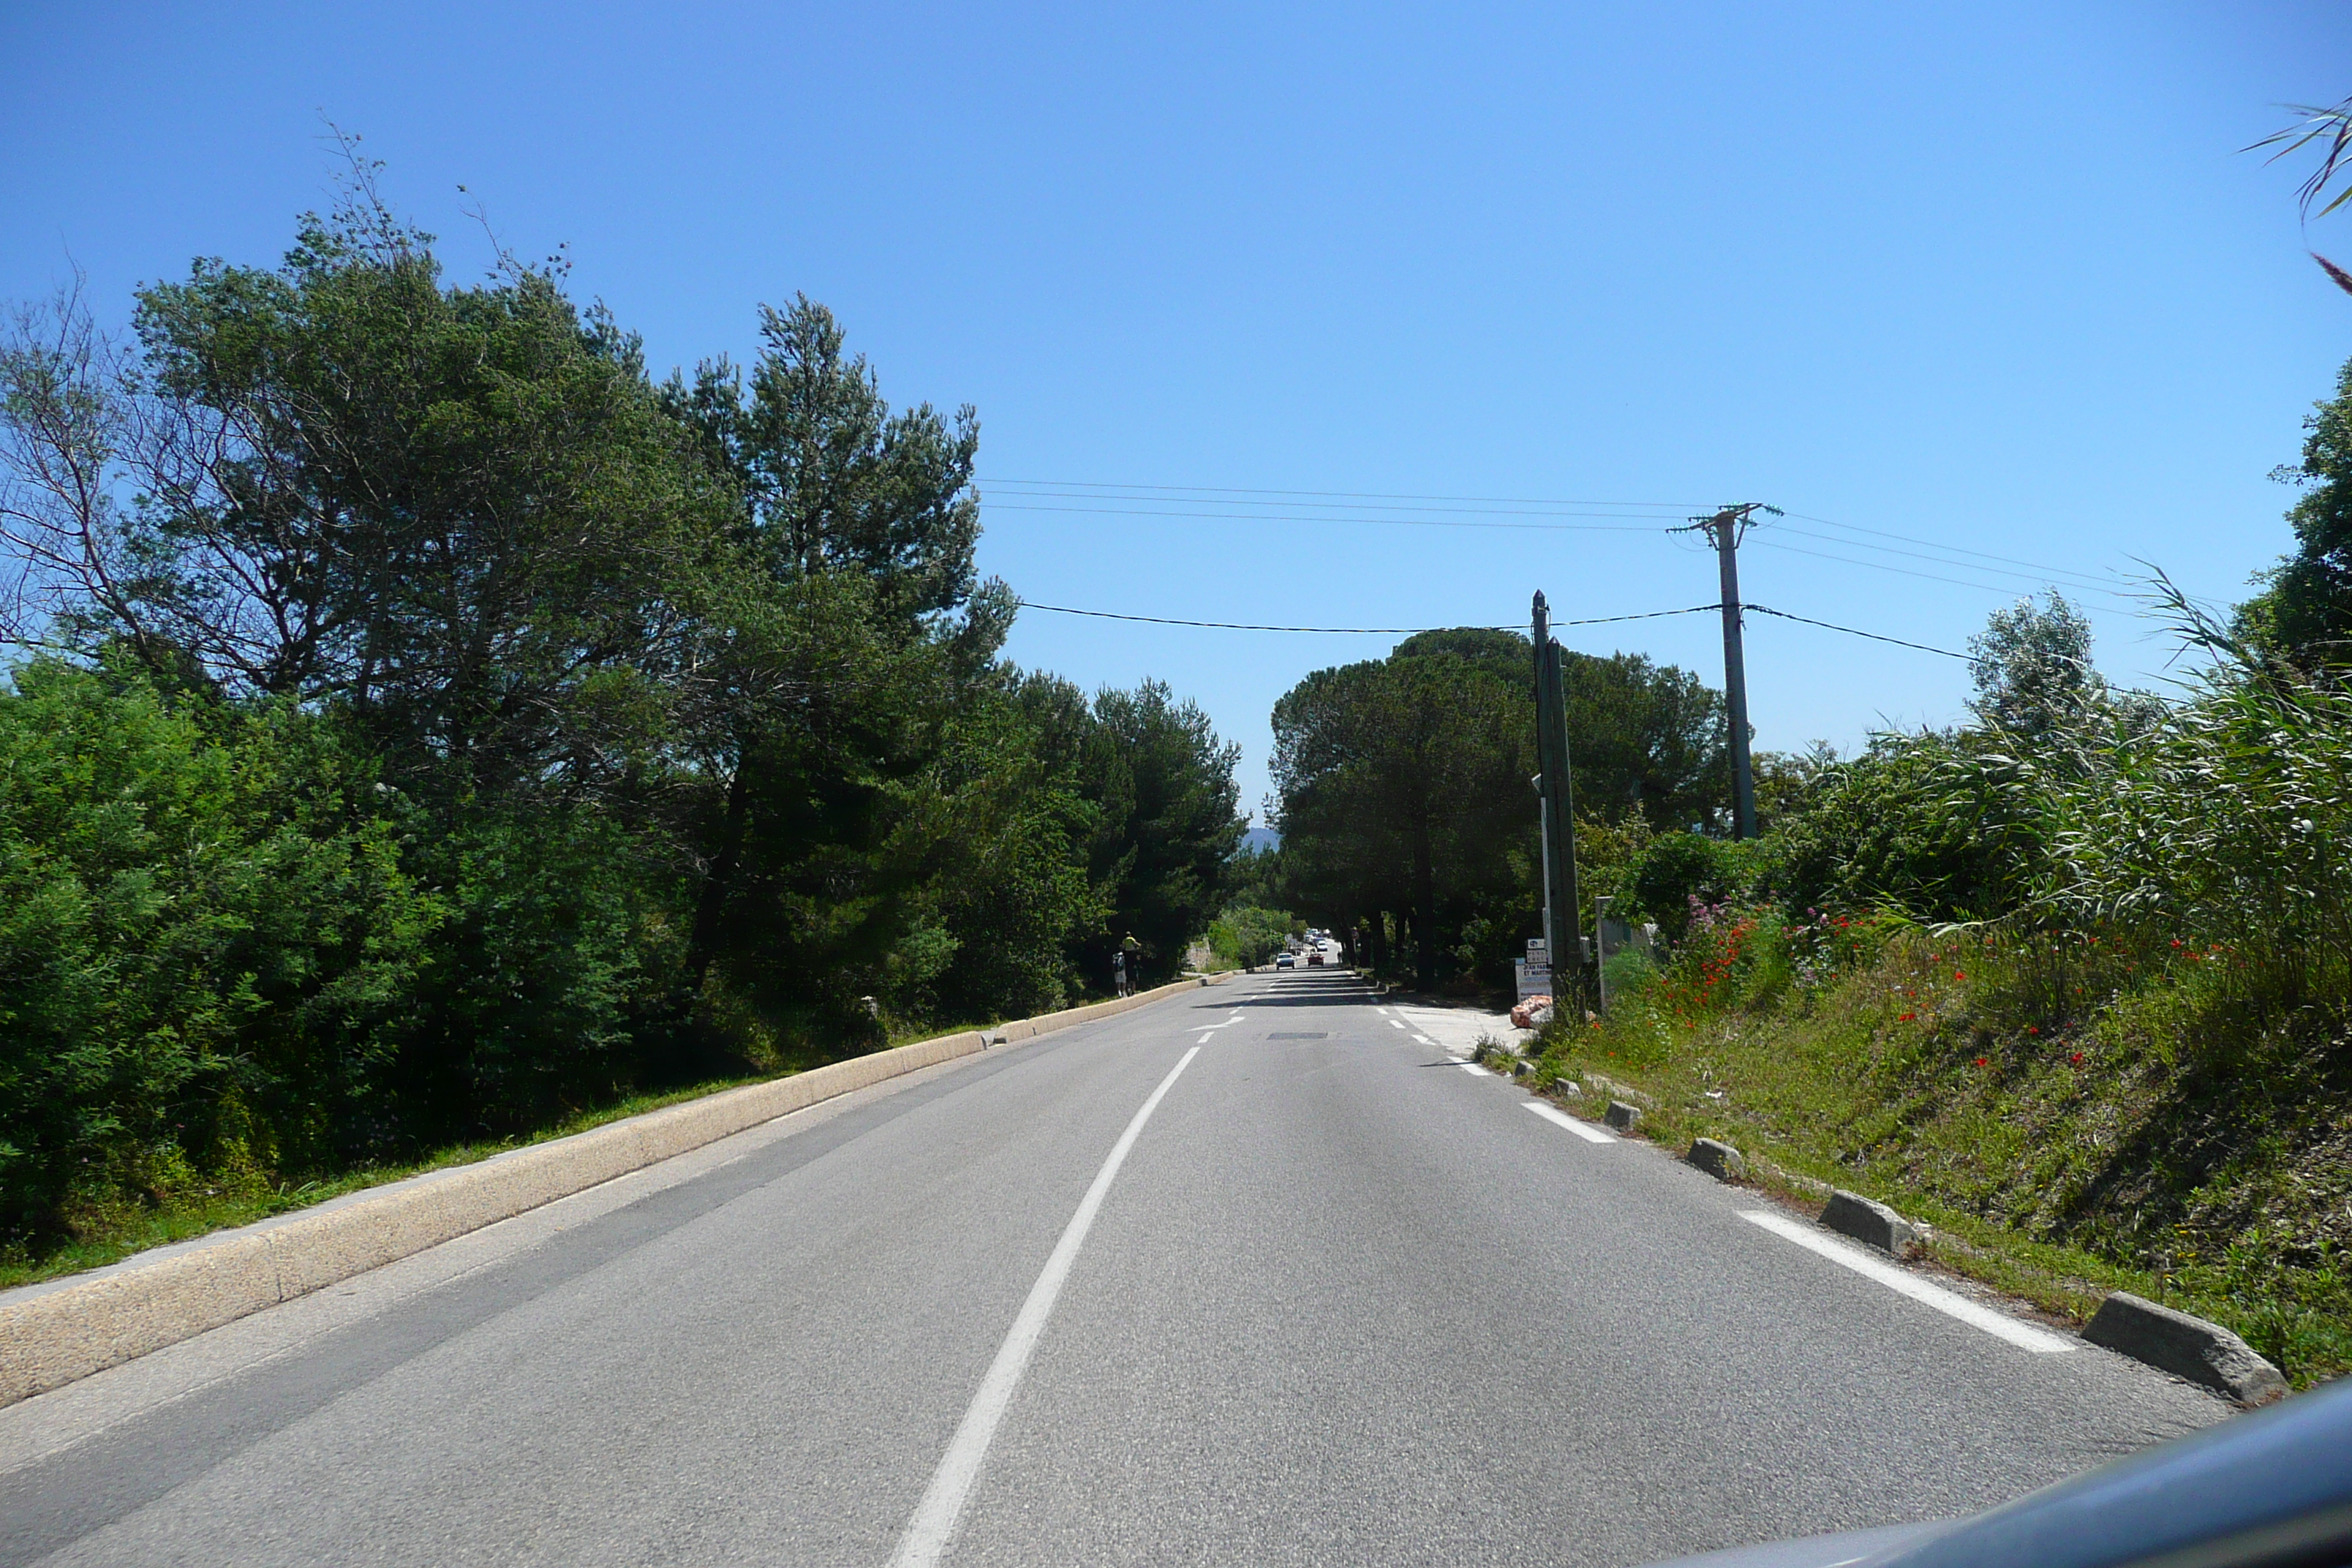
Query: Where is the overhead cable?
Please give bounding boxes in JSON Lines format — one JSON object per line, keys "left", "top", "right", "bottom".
{"left": 1014, "top": 597, "right": 1977, "bottom": 660}
{"left": 1739, "top": 604, "right": 1976, "bottom": 663}
{"left": 1012, "top": 601, "right": 1725, "bottom": 634}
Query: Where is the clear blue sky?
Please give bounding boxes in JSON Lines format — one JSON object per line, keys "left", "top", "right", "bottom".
{"left": 7, "top": 3, "right": 2348, "bottom": 821}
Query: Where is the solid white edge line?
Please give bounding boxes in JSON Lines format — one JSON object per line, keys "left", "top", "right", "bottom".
{"left": 1457, "top": 1062, "right": 1492, "bottom": 1076}
{"left": 1738, "top": 1210, "right": 2074, "bottom": 1354}
{"left": 887, "top": 1045, "right": 1204, "bottom": 1567}
{"left": 1524, "top": 1101, "right": 1617, "bottom": 1143}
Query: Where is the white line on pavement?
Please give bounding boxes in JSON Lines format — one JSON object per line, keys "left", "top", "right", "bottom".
{"left": 888, "top": 1045, "right": 1204, "bottom": 1567}
{"left": 1738, "top": 1210, "right": 2075, "bottom": 1354}
{"left": 1524, "top": 1101, "right": 1618, "bottom": 1144}
{"left": 1388, "top": 1019, "right": 1405, "bottom": 1029}
{"left": 1458, "top": 1063, "right": 1492, "bottom": 1076}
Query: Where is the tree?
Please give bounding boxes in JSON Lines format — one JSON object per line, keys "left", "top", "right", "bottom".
{"left": 1968, "top": 592, "right": 2100, "bottom": 739}
{"left": 1080, "top": 681, "right": 1245, "bottom": 987}
{"left": 1273, "top": 645, "right": 1529, "bottom": 989}
{"left": 2237, "top": 361, "right": 2352, "bottom": 668}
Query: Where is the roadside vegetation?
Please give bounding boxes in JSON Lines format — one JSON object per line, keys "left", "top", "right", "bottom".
{"left": 0, "top": 155, "right": 1245, "bottom": 1273}
{"left": 1267, "top": 343, "right": 2352, "bottom": 1389}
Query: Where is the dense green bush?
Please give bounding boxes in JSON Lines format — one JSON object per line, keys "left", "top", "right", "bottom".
{"left": 1207, "top": 905, "right": 1300, "bottom": 968}
{"left": 0, "top": 183, "right": 1249, "bottom": 1260}
{"left": 0, "top": 660, "right": 434, "bottom": 1240}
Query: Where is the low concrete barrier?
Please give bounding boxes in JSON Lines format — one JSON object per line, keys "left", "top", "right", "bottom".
{"left": 1821, "top": 1190, "right": 1917, "bottom": 1259}
{"left": 2084, "top": 1292, "right": 2288, "bottom": 1406}
{"left": 0, "top": 976, "right": 1221, "bottom": 1409}
{"left": 1686, "top": 1138, "right": 1746, "bottom": 1182}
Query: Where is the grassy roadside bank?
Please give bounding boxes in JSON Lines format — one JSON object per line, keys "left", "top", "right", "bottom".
{"left": 0, "top": 1071, "right": 785, "bottom": 1294}
{"left": 0, "top": 974, "right": 1218, "bottom": 1296}
{"left": 0, "top": 1008, "right": 1033, "bottom": 1295}
{"left": 1504, "top": 923, "right": 2351, "bottom": 1390}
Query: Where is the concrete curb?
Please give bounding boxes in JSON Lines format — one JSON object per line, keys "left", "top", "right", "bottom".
{"left": 0, "top": 976, "right": 1223, "bottom": 1409}
{"left": 1604, "top": 1101, "right": 1643, "bottom": 1132}
{"left": 1686, "top": 1138, "right": 1746, "bottom": 1182}
{"left": 2084, "top": 1292, "right": 2289, "bottom": 1406}
{"left": 1821, "top": 1190, "right": 1917, "bottom": 1259}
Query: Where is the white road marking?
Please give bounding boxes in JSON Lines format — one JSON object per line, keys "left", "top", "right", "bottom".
{"left": 1458, "top": 1062, "right": 1491, "bottom": 1076}
{"left": 1524, "top": 1101, "right": 1618, "bottom": 1143}
{"left": 1388, "top": 1019, "right": 1405, "bottom": 1030}
{"left": 1410, "top": 1033, "right": 1439, "bottom": 1049}
{"left": 1738, "top": 1210, "right": 2075, "bottom": 1354}
{"left": 888, "top": 1046, "right": 1203, "bottom": 1567}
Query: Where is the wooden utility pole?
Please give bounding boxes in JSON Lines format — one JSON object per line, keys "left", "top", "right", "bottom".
{"left": 1531, "top": 592, "right": 1583, "bottom": 1004}
{"left": 1686, "top": 504, "right": 1778, "bottom": 840}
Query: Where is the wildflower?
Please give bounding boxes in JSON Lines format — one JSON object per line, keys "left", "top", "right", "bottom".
{"left": 1898, "top": 1012, "right": 1917, "bottom": 1022}
{"left": 1953, "top": 970, "right": 1965, "bottom": 981}
{"left": 2070, "top": 1052, "right": 2084, "bottom": 1065}
{"left": 1974, "top": 1057, "right": 1989, "bottom": 1067}
{"left": 2027, "top": 1025, "right": 2039, "bottom": 1035}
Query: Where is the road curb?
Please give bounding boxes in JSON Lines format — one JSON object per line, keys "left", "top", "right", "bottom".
{"left": 2083, "top": 1292, "right": 2288, "bottom": 1406}
{"left": 0, "top": 976, "right": 1222, "bottom": 1409}
{"left": 1821, "top": 1190, "right": 1918, "bottom": 1258}
{"left": 1686, "top": 1138, "right": 1746, "bottom": 1181}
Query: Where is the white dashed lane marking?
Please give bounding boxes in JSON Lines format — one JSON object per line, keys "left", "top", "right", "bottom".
{"left": 1739, "top": 1210, "right": 2073, "bottom": 1354}
{"left": 1524, "top": 1101, "right": 1618, "bottom": 1143}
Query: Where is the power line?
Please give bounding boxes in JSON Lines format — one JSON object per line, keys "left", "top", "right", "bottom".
{"left": 983, "top": 478, "right": 2125, "bottom": 598}
{"left": 1766, "top": 521, "right": 2122, "bottom": 597}
{"left": 1741, "top": 604, "right": 1977, "bottom": 663}
{"left": 1780, "top": 509, "right": 2119, "bottom": 587}
{"left": 1013, "top": 600, "right": 1725, "bottom": 634}
{"left": 1746, "top": 535, "right": 2137, "bottom": 603}
{"left": 987, "top": 502, "right": 1665, "bottom": 533}
{"left": 1014, "top": 595, "right": 1978, "bottom": 660}
{"left": 983, "top": 478, "right": 1707, "bottom": 509}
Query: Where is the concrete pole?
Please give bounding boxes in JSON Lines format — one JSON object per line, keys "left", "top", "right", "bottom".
{"left": 1710, "top": 510, "right": 1758, "bottom": 841}
{"left": 1531, "top": 592, "right": 1583, "bottom": 1009}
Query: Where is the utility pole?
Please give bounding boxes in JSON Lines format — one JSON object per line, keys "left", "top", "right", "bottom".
{"left": 1531, "top": 592, "right": 1583, "bottom": 1008}
{"left": 1684, "top": 504, "right": 1779, "bottom": 841}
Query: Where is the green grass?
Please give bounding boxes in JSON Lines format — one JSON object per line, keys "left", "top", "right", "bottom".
{"left": 0, "top": 1071, "right": 799, "bottom": 1294}
{"left": 1523, "top": 927, "right": 2352, "bottom": 1390}
{"left": 1, "top": 995, "right": 1161, "bottom": 1296}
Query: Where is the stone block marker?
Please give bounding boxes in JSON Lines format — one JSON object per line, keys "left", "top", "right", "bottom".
{"left": 1604, "top": 1101, "right": 1642, "bottom": 1132}
{"left": 2084, "top": 1292, "right": 2288, "bottom": 1406}
{"left": 1821, "top": 1190, "right": 1917, "bottom": 1258}
{"left": 1686, "top": 1138, "right": 1746, "bottom": 1181}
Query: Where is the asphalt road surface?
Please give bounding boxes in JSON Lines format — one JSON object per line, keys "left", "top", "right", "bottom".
{"left": 0, "top": 970, "right": 2227, "bottom": 1567}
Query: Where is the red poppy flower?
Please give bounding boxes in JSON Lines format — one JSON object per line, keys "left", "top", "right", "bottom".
{"left": 1974, "top": 1057, "right": 1988, "bottom": 1067}
{"left": 2070, "top": 1052, "right": 2084, "bottom": 1065}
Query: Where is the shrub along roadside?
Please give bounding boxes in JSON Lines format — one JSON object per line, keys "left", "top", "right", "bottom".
{"left": 0, "top": 1070, "right": 775, "bottom": 1294}
{"left": 1519, "top": 916, "right": 2351, "bottom": 1390}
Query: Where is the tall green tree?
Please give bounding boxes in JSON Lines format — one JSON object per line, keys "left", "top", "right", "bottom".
{"left": 1079, "top": 680, "right": 1245, "bottom": 987}
{"left": 2239, "top": 358, "right": 2352, "bottom": 667}
{"left": 1273, "top": 644, "right": 1529, "bottom": 988}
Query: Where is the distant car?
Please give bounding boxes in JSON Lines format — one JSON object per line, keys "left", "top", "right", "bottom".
{"left": 1306, "top": 951, "right": 1324, "bottom": 966}
{"left": 1275, "top": 952, "right": 1295, "bottom": 968}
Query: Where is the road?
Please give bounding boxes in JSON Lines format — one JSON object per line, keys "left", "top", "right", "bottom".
{"left": 0, "top": 969, "right": 2225, "bottom": 1567}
